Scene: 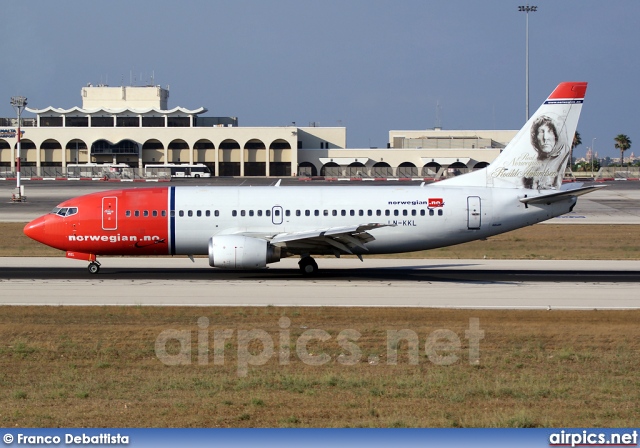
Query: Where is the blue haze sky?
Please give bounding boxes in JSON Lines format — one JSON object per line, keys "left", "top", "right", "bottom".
{"left": 1, "top": 0, "right": 638, "bottom": 158}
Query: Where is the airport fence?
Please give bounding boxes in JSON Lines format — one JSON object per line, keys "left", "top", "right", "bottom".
{"left": 0, "top": 167, "right": 159, "bottom": 180}
{"left": 595, "top": 167, "right": 640, "bottom": 180}
{"left": 300, "top": 166, "right": 469, "bottom": 179}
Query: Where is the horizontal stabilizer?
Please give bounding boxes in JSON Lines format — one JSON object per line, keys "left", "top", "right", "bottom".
{"left": 519, "top": 184, "right": 605, "bottom": 205}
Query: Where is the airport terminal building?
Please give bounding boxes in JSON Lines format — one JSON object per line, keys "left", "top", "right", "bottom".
{"left": 0, "top": 85, "right": 515, "bottom": 178}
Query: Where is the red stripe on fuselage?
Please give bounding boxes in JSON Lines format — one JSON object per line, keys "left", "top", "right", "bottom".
{"left": 49, "top": 187, "right": 170, "bottom": 256}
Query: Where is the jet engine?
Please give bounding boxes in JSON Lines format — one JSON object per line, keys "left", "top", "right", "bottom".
{"left": 208, "top": 235, "right": 281, "bottom": 269}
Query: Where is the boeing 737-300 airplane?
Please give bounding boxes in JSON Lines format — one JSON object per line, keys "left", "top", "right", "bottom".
{"left": 24, "top": 82, "right": 601, "bottom": 275}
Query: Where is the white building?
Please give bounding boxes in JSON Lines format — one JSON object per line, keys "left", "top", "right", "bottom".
{"left": 296, "top": 128, "right": 515, "bottom": 178}
{"left": 1, "top": 84, "right": 515, "bottom": 178}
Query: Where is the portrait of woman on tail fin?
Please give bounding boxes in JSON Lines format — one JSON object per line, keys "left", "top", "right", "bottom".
{"left": 522, "top": 114, "right": 570, "bottom": 190}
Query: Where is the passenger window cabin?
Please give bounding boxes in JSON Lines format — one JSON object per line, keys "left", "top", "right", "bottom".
{"left": 123, "top": 209, "right": 168, "bottom": 218}
{"left": 123, "top": 206, "right": 436, "bottom": 220}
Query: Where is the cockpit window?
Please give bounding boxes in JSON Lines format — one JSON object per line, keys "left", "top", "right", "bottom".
{"left": 50, "top": 207, "right": 78, "bottom": 217}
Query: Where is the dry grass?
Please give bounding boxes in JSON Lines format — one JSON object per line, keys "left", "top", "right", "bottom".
{"left": 375, "top": 224, "right": 640, "bottom": 260}
{"left": 0, "top": 307, "right": 639, "bottom": 427}
{"left": 0, "top": 223, "right": 62, "bottom": 257}
{"left": 3, "top": 222, "right": 640, "bottom": 259}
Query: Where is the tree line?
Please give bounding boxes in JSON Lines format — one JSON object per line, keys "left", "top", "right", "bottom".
{"left": 571, "top": 132, "right": 633, "bottom": 170}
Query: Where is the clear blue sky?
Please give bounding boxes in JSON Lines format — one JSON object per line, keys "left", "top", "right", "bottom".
{"left": 1, "top": 0, "right": 638, "bottom": 158}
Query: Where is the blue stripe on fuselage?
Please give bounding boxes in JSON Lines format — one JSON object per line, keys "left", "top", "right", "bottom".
{"left": 169, "top": 186, "right": 176, "bottom": 255}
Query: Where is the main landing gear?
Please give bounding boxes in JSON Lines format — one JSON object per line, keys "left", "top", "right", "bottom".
{"left": 88, "top": 261, "right": 101, "bottom": 274}
{"left": 298, "top": 256, "right": 318, "bottom": 276}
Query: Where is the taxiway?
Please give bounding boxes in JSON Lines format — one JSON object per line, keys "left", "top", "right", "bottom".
{"left": 0, "top": 257, "right": 638, "bottom": 309}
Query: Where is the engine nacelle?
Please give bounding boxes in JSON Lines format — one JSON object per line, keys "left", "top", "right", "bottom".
{"left": 208, "top": 235, "right": 281, "bottom": 269}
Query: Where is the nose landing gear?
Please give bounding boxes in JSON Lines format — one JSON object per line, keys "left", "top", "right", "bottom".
{"left": 66, "top": 252, "right": 101, "bottom": 274}
{"left": 88, "top": 261, "right": 101, "bottom": 274}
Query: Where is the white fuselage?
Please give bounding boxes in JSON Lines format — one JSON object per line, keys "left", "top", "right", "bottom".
{"left": 171, "top": 184, "right": 575, "bottom": 256}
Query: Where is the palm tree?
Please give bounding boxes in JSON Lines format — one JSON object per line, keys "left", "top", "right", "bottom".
{"left": 571, "top": 131, "right": 582, "bottom": 169}
{"left": 614, "top": 134, "right": 632, "bottom": 168}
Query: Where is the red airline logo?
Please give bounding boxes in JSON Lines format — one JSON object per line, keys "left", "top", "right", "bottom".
{"left": 428, "top": 198, "right": 444, "bottom": 208}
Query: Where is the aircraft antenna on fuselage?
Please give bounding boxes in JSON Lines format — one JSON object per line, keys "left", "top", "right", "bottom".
{"left": 274, "top": 179, "right": 282, "bottom": 187}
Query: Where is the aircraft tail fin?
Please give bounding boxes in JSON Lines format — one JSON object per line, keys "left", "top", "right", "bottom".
{"left": 440, "top": 82, "right": 587, "bottom": 190}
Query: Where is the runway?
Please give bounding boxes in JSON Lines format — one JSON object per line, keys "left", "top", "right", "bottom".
{"left": 1, "top": 257, "right": 638, "bottom": 309}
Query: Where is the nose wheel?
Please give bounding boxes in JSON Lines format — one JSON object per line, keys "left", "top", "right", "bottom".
{"left": 88, "top": 261, "right": 101, "bottom": 274}
{"left": 298, "top": 256, "right": 318, "bottom": 276}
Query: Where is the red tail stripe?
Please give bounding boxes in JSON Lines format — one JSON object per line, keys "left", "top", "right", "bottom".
{"left": 548, "top": 82, "right": 588, "bottom": 100}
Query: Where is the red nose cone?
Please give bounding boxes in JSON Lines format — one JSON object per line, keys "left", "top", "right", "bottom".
{"left": 24, "top": 216, "right": 47, "bottom": 244}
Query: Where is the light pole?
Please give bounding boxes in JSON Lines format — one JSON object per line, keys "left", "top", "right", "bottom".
{"left": 591, "top": 137, "right": 596, "bottom": 179}
{"left": 10, "top": 96, "right": 27, "bottom": 201}
{"left": 518, "top": 5, "right": 537, "bottom": 122}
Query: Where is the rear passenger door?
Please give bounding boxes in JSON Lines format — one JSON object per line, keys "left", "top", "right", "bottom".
{"left": 467, "top": 196, "right": 481, "bottom": 230}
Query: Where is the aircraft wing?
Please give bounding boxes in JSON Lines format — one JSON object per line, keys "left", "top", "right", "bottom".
{"left": 267, "top": 223, "right": 393, "bottom": 256}
{"left": 519, "top": 184, "right": 606, "bottom": 205}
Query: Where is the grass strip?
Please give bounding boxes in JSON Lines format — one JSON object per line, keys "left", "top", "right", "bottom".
{"left": 0, "top": 306, "right": 638, "bottom": 427}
